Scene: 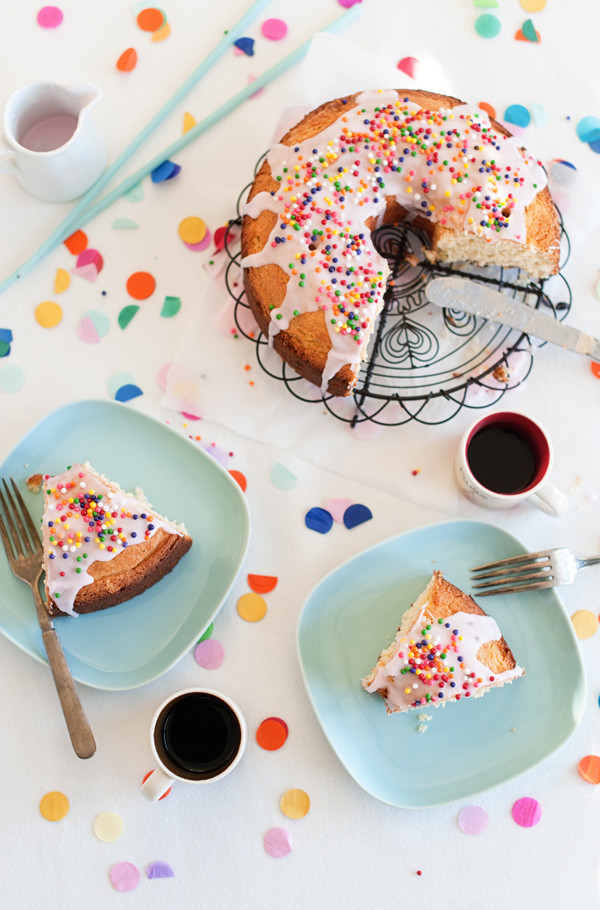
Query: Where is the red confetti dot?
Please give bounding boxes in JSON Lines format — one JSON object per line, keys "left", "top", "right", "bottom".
{"left": 63, "top": 229, "right": 88, "bottom": 255}
{"left": 397, "top": 56, "right": 419, "bottom": 78}
{"left": 256, "top": 717, "right": 288, "bottom": 751}
{"left": 229, "top": 469, "right": 247, "bottom": 491}
{"left": 247, "top": 574, "right": 278, "bottom": 594}
{"left": 578, "top": 754, "right": 600, "bottom": 784}
{"left": 590, "top": 361, "right": 600, "bottom": 379}
{"left": 117, "top": 48, "right": 138, "bottom": 72}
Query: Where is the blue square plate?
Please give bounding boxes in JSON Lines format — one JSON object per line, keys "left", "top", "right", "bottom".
{"left": 297, "top": 520, "right": 586, "bottom": 808}
{"left": 0, "top": 400, "right": 250, "bottom": 690}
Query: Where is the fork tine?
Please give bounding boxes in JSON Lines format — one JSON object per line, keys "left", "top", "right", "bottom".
{"left": 9, "top": 478, "right": 41, "bottom": 547}
{"left": 471, "top": 551, "right": 553, "bottom": 572}
{"left": 472, "top": 569, "right": 554, "bottom": 589}
{"left": 474, "top": 578, "right": 558, "bottom": 596}
{"left": 0, "top": 492, "right": 17, "bottom": 561}
{"left": 1, "top": 478, "right": 35, "bottom": 557}
{"left": 471, "top": 564, "right": 552, "bottom": 582}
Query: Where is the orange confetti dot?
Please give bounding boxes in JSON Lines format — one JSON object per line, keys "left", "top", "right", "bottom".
{"left": 40, "top": 791, "right": 70, "bottom": 821}
{"left": 578, "top": 755, "right": 600, "bottom": 784}
{"left": 256, "top": 717, "right": 288, "bottom": 751}
{"left": 126, "top": 271, "right": 156, "bottom": 300}
{"left": 63, "top": 230, "right": 87, "bottom": 255}
{"left": 229, "top": 469, "right": 247, "bottom": 491}
{"left": 590, "top": 361, "right": 600, "bottom": 379}
{"left": 117, "top": 48, "right": 138, "bottom": 72}
{"left": 478, "top": 101, "right": 496, "bottom": 120}
{"left": 151, "top": 20, "right": 171, "bottom": 42}
{"left": 35, "top": 300, "right": 63, "bottom": 328}
{"left": 280, "top": 788, "right": 310, "bottom": 819}
{"left": 136, "top": 7, "right": 165, "bottom": 31}
{"left": 248, "top": 574, "right": 278, "bottom": 594}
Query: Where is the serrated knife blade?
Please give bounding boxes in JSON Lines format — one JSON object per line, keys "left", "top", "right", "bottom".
{"left": 426, "top": 276, "right": 600, "bottom": 362}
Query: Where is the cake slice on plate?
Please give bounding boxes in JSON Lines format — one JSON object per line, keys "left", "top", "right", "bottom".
{"left": 362, "top": 570, "right": 523, "bottom": 713}
{"left": 39, "top": 462, "right": 192, "bottom": 617}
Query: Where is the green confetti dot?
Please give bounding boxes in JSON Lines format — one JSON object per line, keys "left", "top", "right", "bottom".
{"left": 118, "top": 305, "right": 140, "bottom": 329}
{"left": 197, "top": 622, "right": 213, "bottom": 643}
{"left": 160, "top": 296, "right": 181, "bottom": 318}
{"left": 475, "top": 12, "right": 501, "bottom": 38}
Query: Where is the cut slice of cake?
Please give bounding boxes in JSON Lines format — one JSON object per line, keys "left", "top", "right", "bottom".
{"left": 362, "top": 570, "right": 523, "bottom": 713}
{"left": 40, "top": 463, "right": 192, "bottom": 617}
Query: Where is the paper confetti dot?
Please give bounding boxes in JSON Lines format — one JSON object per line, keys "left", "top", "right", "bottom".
{"left": 37, "top": 6, "right": 63, "bottom": 28}
{"left": 77, "top": 310, "right": 110, "bottom": 343}
{"left": 178, "top": 216, "right": 206, "bottom": 245}
{"left": 229, "top": 469, "right": 247, "bottom": 491}
{"left": 261, "top": 18, "right": 288, "bottom": 40}
{"left": 109, "top": 862, "right": 140, "bottom": 893}
{"left": 118, "top": 305, "right": 140, "bottom": 329}
{"left": 234, "top": 36, "right": 254, "bottom": 56}
{"left": 115, "top": 383, "right": 143, "bottom": 402}
{"left": 478, "top": 101, "right": 496, "bottom": 120}
{"left": 93, "top": 811, "right": 124, "bottom": 842}
{"left": 0, "top": 364, "right": 25, "bottom": 392}
{"left": 576, "top": 116, "right": 600, "bottom": 144}
{"left": 63, "top": 230, "right": 87, "bottom": 255}
{"left": 71, "top": 262, "right": 99, "bottom": 282}
{"left": 0, "top": 340, "right": 10, "bottom": 358}
{"left": 198, "top": 622, "right": 213, "bottom": 642}
{"left": 343, "top": 503, "right": 373, "bottom": 529}
{"left": 591, "top": 361, "right": 600, "bottom": 379}
{"left": 396, "top": 56, "right": 419, "bottom": 78}
{"left": 305, "top": 507, "right": 333, "bottom": 534}
{"left": 112, "top": 217, "right": 138, "bottom": 229}
{"left": 248, "top": 574, "right": 278, "bottom": 594}
{"left": 35, "top": 300, "right": 62, "bottom": 328}
{"left": 125, "top": 183, "right": 144, "bottom": 202}
{"left": 458, "top": 805, "right": 489, "bottom": 835}
{"left": 474, "top": 0, "right": 499, "bottom": 5}
{"left": 475, "top": 13, "right": 501, "bottom": 38}
{"left": 126, "top": 271, "right": 156, "bottom": 299}
{"left": 184, "top": 230, "right": 212, "bottom": 252}
{"left": 160, "top": 296, "right": 181, "bottom": 318}
{"left": 39, "top": 791, "right": 69, "bottom": 821}
{"left": 237, "top": 592, "right": 267, "bottom": 622}
{"left": 264, "top": 827, "right": 293, "bottom": 858}
{"left": 520, "top": 18, "right": 540, "bottom": 42}
{"left": 183, "top": 112, "right": 196, "bottom": 133}
{"left": 137, "top": 7, "right": 164, "bottom": 31}
{"left": 151, "top": 20, "right": 171, "bottom": 41}
{"left": 520, "top": 0, "right": 545, "bottom": 10}
{"left": 337, "top": 0, "right": 362, "bottom": 7}
{"left": 511, "top": 797, "right": 542, "bottom": 827}
{"left": 280, "top": 789, "right": 310, "bottom": 819}
{"left": 151, "top": 160, "right": 180, "bottom": 182}
{"left": 530, "top": 102, "right": 548, "bottom": 127}
{"left": 117, "top": 48, "right": 138, "bottom": 72}
{"left": 571, "top": 609, "right": 598, "bottom": 639}
{"left": 256, "top": 717, "right": 288, "bottom": 751}
{"left": 147, "top": 861, "right": 174, "bottom": 879}
{"left": 54, "top": 268, "right": 70, "bottom": 293}
{"left": 325, "top": 498, "right": 354, "bottom": 523}
{"left": 578, "top": 755, "right": 600, "bottom": 784}
{"left": 107, "top": 371, "right": 136, "bottom": 397}
{"left": 504, "top": 104, "right": 531, "bottom": 128}
{"left": 194, "top": 638, "right": 225, "bottom": 669}
{"left": 270, "top": 462, "right": 298, "bottom": 490}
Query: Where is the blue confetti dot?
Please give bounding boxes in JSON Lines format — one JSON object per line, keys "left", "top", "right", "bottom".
{"left": 504, "top": 104, "right": 531, "bottom": 128}
{"left": 305, "top": 507, "right": 333, "bottom": 534}
{"left": 343, "top": 503, "right": 373, "bottom": 529}
{"left": 115, "top": 383, "right": 143, "bottom": 402}
{"left": 151, "top": 160, "right": 180, "bottom": 183}
{"left": 576, "top": 116, "right": 600, "bottom": 143}
{"left": 234, "top": 36, "right": 255, "bottom": 56}
{"left": 588, "top": 136, "right": 600, "bottom": 154}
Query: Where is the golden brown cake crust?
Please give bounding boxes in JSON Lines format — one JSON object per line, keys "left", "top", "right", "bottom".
{"left": 241, "top": 89, "right": 560, "bottom": 396}
{"left": 47, "top": 528, "right": 192, "bottom": 617}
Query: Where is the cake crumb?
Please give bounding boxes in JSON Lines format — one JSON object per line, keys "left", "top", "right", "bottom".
{"left": 26, "top": 473, "right": 43, "bottom": 493}
{"left": 416, "top": 712, "right": 432, "bottom": 733}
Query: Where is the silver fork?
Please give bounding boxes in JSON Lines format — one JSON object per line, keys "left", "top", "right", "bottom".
{"left": 471, "top": 547, "right": 600, "bottom": 595}
{"left": 0, "top": 477, "right": 96, "bottom": 758}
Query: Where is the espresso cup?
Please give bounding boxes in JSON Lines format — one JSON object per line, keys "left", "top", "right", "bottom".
{"left": 455, "top": 411, "right": 568, "bottom": 517}
{"left": 141, "top": 688, "right": 247, "bottom": 801}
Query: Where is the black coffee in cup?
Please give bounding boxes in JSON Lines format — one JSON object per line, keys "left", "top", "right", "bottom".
{"left": 154, "top": 692, "right": 242, "bottom": 780}
{"left": 465, "top": 414, "right": 548, "bottom": 495}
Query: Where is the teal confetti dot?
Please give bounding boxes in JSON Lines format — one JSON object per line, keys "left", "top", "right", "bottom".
{"left": 530, "top": 102, "right": 547, "bottom": 127}
{"left": 107, "top": 371, "right": 136, "bottom": 398}
{"left": 504, "top": 104, "right": 531, "bottom": 128}
{"left": 343, "top": 503, "right": 373, "bottom": 530}
{"left": 160, "top": 296, "right": 181, "bottom": 318}
{"left": 0, "top": 363, "right": 25, "bottom": 392}
{"left": 112, "top": 218, "right": 139, "bottom": 229}
{"left": 270, "top": 462, "right": 299, "bottom": 490}
{"left": 118, "top": 305, "right": 140, "bottom": 329}
{"left": 577, "top": 116, "right": 600, "bottom": 143}
{"left": 0, "top": 340, "right": 10, "bottom": 358}
{"left": 115, "top": 383, "right": 143, "bottom": 402}
{"left": 521, "top": 19, "right": 539, "bottom": 42}
{"left": 305, "top": 507, "right": 333, "bottom": 534}
{"left": 124, "top": 182, "right": 144, "bottom": 202}
{"left": 475, "top": 13, "right": 501, "bottom": 38}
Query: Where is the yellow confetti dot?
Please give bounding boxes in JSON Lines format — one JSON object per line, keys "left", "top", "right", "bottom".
{"left": 178, "top": 216, "right": 206, "bottom": 245}
{"left": 183, "top": 112, "right": 196, "bottom": 134}
{"left": 93, "top": 811, "right": 124, "bottom": 842}
{"left": 152, "top": 20, "right": 171, "bottom": 42}
{"left": 520, "top": 0, "right": 546, "bottom": 10}
{"left": 237, "top": 591, "right": 267, "bottom": 622}
{"left": 54, "top": 268, "right": 70, "bottom": 294}
{"left": 280, "top": 788, "right": 310, "bottom": 819}
{"left": 571, "top": 610, "right": 598, "bottom": 639}
{"left": 40, "top": 791, "right": 70, "bottom": 821}
{"left": 35, "top": 300, "right": 63, "bottom": 328}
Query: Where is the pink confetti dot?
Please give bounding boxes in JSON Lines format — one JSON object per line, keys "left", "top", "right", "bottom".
{"left": 109, "top": 862, "right": 140, "bottom": 892}
{"left": 194, "top": 638, "right": 225, "bottom": 669}
{"left": 264, "top": 827, "right": 293, "bottom": 858}
{"left": 397, "top": 56, "right": 419, "bottom": 79}
{"left": 261, "top": 18, "right": 288, "bottom": 40}
{"left": 76, "top": 248, "right": 104, "bottom": 272}
{"left": 37, "top": 5, "right": 63, "bottom": 27}
{"left": 337, "top": 0, "right": 362, "bottom": 7}
{"left": 458, "top": 805, "right": 489, "bottom": 835}
{"left": 511, "top": 796, "right": 542, "bottom": 827}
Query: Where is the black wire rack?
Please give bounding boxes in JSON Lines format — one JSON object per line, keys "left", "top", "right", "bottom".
{"left": 223, "top": 181, "right": 571, "bottom": 427}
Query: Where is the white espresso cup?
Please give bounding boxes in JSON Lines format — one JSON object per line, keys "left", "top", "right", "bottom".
{"left": 0, "top": 81, "right": 107, "bottom": 202}
{"left": 141, "top": 688, "right": 247, "bottom": 802}
{"left": 455, "top": 411, "right": 568, "bottom": 517}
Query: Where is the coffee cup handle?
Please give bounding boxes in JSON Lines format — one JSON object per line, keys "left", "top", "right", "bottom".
{"left": 529, "top": 481, "right": 569, "bottom": 517}
{"left": 141, "top": 768, "right": 174, "bottom": 802}
{"left": 0, "top": 144, "right": 17, "bottom": 176}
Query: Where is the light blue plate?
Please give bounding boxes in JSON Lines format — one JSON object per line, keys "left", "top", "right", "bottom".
{"left": 0, "top": 400, "right": 250, "bottom": 690}
{"left": 297, "top": 520, "right": 586, "bottom": 808}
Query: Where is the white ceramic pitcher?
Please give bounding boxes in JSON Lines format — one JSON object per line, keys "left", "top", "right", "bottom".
{"left": 0, "top": 82, "right": 107, "bottom": 202}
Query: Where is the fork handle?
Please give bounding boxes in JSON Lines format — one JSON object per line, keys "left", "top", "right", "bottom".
{"left": 41, "top": 629, "right": 97, "bottom": 759}
{"left": 579, "top": 556, "right": 600, "bottom": 569}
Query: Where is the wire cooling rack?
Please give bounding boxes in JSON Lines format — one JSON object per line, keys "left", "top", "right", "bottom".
{"left": 224, "top": 184, "right": 571, "bottom": 427}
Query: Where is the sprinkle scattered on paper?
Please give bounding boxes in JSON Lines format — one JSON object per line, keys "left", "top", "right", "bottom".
{"left": 39, "top": 791, "right": 69, "bottom": 821}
